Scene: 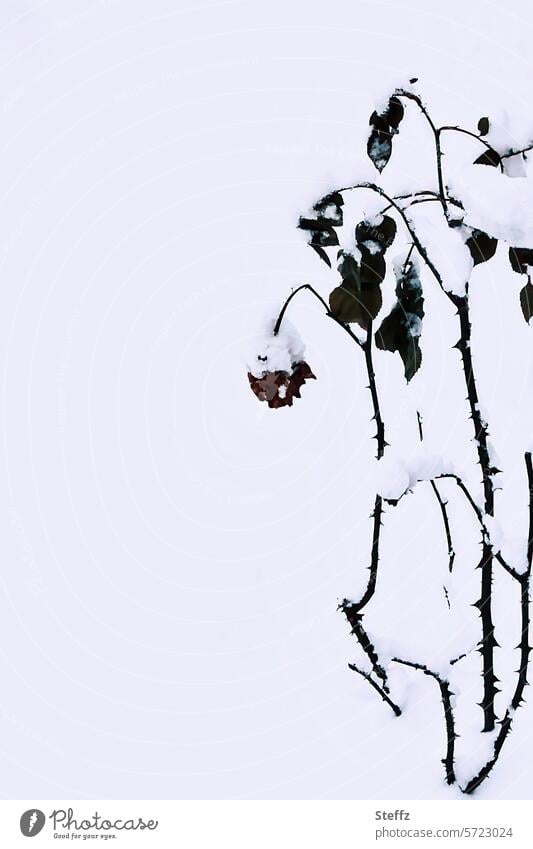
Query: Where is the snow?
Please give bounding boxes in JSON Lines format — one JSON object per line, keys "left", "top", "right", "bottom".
{"left": 501, "top": 537, "right": 529, "bottom": 576}
{"left": 407, "top": 210, "right": 473, "bottom": 296}
{"left": 481, "top": 107, "right": 533, "bottom": 174}
{"left": 375, "top": 454, "right": 411, "bottom": 500}
{"left": 360, "top": 239, "right": 382, "bottom": 255}
{"left": 502, "top": 153, "right": 527, "bottom": 179}
{"left": 484, "top": 515, "right": 529, "bottom": 574}
{"left": 361, "top": 196, "right": 387, "bottom": 225}
{"left": 375, "top": 448, "right": 455, "bottom": 500}
{"left": 449, "top": 165, "right": 533, "bottom": 247}
{"left": 484, "top": 514, "right": 504, "bottom": 553}
{"left": 407, "top": 314, "right": 422, "bottom": 337}
{"left": 392, "top": 252, "right": 419, "bottom": 279}
{"left": 247, "top": 315, "right": 306, "bottom": 377}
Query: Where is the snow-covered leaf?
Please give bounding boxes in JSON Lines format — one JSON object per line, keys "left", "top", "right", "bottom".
{"left": 375, "top": 255, "right": 424, "bottom": 382}
{"left": 298, "top": 191, "right": 344, "bottom": 266}
{"left": 355, "top": 215, "right": 397, "bottom": 255}
{"left": 367, "top": 96, "right": 404, "bottom": 172}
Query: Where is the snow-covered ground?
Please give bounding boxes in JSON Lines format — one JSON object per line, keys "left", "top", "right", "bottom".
{"left": 0, "top": 0, "right": 532, "bottom": 800}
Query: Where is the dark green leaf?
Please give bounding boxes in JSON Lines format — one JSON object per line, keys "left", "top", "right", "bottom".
{"left": 338, "top": 251, "right": 360, "bottom": 286}
{"left": 298, "top": 216, "right": 335, "bottom": 232}
{"left": 375, "top": 258, "right": 424, "bottom": 382}
{"left": 329, "top": 284, "right": 378, "bottom": 327}
{"left": 466, "top": 229, "right": 497, "bottom": 265}
{"left": 478, "top": 117, "right": 490, "bottom": 136}
{"left": 509, "top": 246, "right": 533, "bottom": 274}
{"left": 329, "top": 284, "right": 381, "bottom": 328}
{"left": 474, "top": 148, "right": 501, "bottom": 168}
{"left": 356, "top": 216, "right": 397, "bottom": 254}
{"left": 360, "top": 249, "right": 386, "bottom": 286}
{"left": 520, "top": 282, "right": 533, "bottom": 323}
{"left": 385, "top": 96, "right": 404, "bottom": 130}
{"left": 329, "top": 251, "right": 383, "bottom": 329}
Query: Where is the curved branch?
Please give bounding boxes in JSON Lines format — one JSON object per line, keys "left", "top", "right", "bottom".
{"left": 394, "top": 90, "right": 447, "bottom": 212}
{"left": 439, "top": 126, "right": 504, "bottom": 172}
{"left": 273, "top": 283, "right": 363, "bottom": 348}
{"left": 416, "top": 413, "right": 455, "bottom": 576}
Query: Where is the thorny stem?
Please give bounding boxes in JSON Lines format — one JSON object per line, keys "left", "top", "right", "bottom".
{"left": 417, "top": 412, "right": 456, "bottom": 580}
{"left": 348, "top": 663, "right": 402, "bottom": 717}
{"left": 347, "top": 324, "right": 386, "bottom": 608}
{"left": 364, "top": 323, "right": 385, "bottom": 461}
{"left": 462, "top": 453, "right": 533, "bottom": 793}
{"left": 435, "top": 474, "right": 520, "bottom": 582}
{"left": 391, "top": 657, "right": 458, "bottom": 785}
{"left": 451, "top": 293, "right": 498, "bottom": 732}
{"left": 272, "top": 285, "right": 391, "bottom": 700}
{"left": 333, "top": 172, "right": 507, "bottom": 734}
{"left": 398, "top": 91, "right": 503, "bottom": 734}
{"left": 341, "top": 324, "right": 387, "bottom": 691}
{"left": 344, "top": 609, "right": 389, "bottom": 690}
{"left": 286, "top": 91, "right": 532, "bottom": 788}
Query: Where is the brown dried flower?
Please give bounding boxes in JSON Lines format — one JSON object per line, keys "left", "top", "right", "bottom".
{"left": 248, "top": 361, "right": 316, "bottom": 408}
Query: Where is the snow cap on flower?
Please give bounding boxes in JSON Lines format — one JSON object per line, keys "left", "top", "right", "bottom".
{"left": 247, "top": 316, "right": 315, "bottom": 408}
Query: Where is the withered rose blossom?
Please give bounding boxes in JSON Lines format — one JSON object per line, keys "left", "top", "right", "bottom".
{"left": 248, "top": 361, "right": 316, "bottom": 408}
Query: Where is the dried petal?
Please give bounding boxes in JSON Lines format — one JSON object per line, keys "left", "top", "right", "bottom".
{"left": 248, "top": 362, "right": 316, "bottom": 408}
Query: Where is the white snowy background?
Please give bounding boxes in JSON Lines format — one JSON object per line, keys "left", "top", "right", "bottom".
{"left": 0, "top": 0, "right": 532, "bottom": 799}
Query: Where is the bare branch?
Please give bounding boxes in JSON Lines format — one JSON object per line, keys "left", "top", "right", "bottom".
{"left": 416, "top": 412, "right": 456, "bottom": 577}
{"left": 439, "top": 125, "right": 504, "bottom": 172}
{"left": 348, "top": 663, "right": 402, "bottom": 717}
{"left": 273, "top": 283, "right": 364, "bottom": 348}
{"left": 393, "top": 90, "right": 448, "bottom": 213}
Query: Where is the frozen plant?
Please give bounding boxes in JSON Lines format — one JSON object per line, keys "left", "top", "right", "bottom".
{"left": 247, "top": 80, "right": 533, "bottom": 794}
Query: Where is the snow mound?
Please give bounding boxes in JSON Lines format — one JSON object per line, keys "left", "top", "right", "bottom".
{"left": 449, "top": 165, "right": 533, "bottom": 248}
{"left": 375, "top": 448, "right": 455, "bottom": 500}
